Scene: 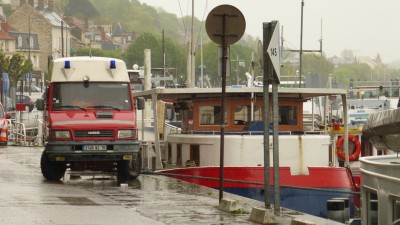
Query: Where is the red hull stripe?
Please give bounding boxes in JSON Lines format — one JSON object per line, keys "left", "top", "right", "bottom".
{"left": 160, "top": 166, "right": 356, "bottom": 189}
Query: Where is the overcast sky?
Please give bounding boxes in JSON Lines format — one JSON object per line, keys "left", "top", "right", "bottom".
{"left": 138, "top": 0, "right": 400, "bottom": 64}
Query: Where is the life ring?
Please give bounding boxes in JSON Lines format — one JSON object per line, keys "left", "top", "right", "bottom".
{"left": 336, "top": 135, "right": 361, "bottom": 161}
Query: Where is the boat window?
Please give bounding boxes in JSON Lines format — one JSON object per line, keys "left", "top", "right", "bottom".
{"left": 233, "top": 106, "right": 262, "bottom": 125}
{"left": 279, "top": 106, "right": 297, "bottom": 125}
{"left": 199, "top": 106, "right": 227, "bottom": 125}
{"left": 367, "top": 191, "right": 378, "bottom": 225}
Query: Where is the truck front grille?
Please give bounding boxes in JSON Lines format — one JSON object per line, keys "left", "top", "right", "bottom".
{"left": 74, "top": 130, "right": 114, "bottom": 138}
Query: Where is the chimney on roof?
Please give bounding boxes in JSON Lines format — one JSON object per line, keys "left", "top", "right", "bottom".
{"left": 37, "top": 0, "right": 44, "bottom": 9}
{"left": 28, "top": 0, "right": 34, "bottom": 7}
{"left": 48, "top": 0, "right": 54, "bottom": 11}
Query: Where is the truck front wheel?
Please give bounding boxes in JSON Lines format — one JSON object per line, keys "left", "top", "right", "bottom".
{"left": 117, "top": 153, "right": 141, "bottom": 183}
{"left": 40, "top": 151, "right": 66, "bottom": 181}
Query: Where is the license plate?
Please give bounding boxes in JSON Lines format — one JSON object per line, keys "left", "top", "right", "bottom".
{"left": 83, "top": 145, "right": 107, "bottom": 151}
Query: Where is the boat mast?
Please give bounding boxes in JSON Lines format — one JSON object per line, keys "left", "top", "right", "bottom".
{"left": 283, "top": 0, "right": 322, "bottom": 87}
{"left": 188, "top": 0, "right": 195, "bottom": 88}
{"left": 299, "top": 0, "right": 304, "bottom": 87}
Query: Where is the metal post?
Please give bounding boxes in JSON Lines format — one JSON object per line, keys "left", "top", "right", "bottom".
{"left": 342, "top": 94, "right": 349, "bottom": 167}
{"left": 299, "top": 0, "right": 304, "bottom": 87}
{"left": 200, "top": 37, "right": 203, "bottom": 88}
{"left": 263, "top": 23, "right": 271, "bottom": 209}
{"left": 219, "top": 13, "right": 228, "bottom": 203}
{"left": 61, "top": 21, "right": 64, "bottom": 57}
{"left": 272, "top": 81, "right": 280, "bottom": 214}
{"left": 162, "top": 29, "right": 165, "bottom": 87}
{"left": 0, "top": 61, "right": 3, "bottom": 106}
{"left": 190, "top": 0, "right": 195, "bottom": 88}
{"left": 28, "top": 16, "right": 31, "bottom": 95}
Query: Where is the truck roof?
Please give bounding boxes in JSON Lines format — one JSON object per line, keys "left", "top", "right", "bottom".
{"left": 51, "top": 56, "right": 130, "bottom": 82}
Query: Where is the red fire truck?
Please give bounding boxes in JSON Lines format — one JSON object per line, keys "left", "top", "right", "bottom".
{"left": 36, "top": 57, "right": 144, "bottom": 182}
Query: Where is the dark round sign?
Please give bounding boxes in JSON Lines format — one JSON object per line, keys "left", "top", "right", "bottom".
{"left": 205, "top": 5, "right": 246, "bottom": 45}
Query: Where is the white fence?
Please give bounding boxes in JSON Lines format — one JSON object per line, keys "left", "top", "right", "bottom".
{"left": 7, "top": 110, "right": 43, "bottom": 146}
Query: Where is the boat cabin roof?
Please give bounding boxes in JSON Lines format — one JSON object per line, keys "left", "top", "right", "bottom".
{"left": 132, "top": 87, "right": 348, "bottom": 100}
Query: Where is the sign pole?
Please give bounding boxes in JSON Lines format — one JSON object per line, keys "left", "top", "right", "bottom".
{"left": 206, "top": 5, "right": 245, "bottom": 203}
{"left": 263, "top": 20, "right": 281, "bottom": 213}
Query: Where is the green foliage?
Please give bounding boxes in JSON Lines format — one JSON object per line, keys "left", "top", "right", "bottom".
{"left": 64, "top": 0, "right": 99, "bottom": 18}
{"left": 2, "top": 4, "right": 13, "bottom": 17}
{"left": 193, "top": 42, "right": 257, "bottom": 87}
{"left": 333, "top": 63, "right": 372, "bottom": 87}
{"left": 7, "top": 54, "right": 31, "bottom": 87}
{"left": 124, "top": 32, "right": 161, "bottom": 68}
{"left": 302, "top": 53, "right": 334, "bottom": 77}
{"left": 0, "top": 51, "right": 10, "bottom": 72}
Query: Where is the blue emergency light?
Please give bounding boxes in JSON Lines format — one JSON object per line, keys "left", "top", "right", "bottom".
{"left": 110, "top": 60, "right": 116, "bottom": 69}
{"left": 64, "top": 60, "right": 70, "bottom": 69}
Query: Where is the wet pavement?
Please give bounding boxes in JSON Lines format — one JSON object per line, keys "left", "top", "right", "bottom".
{"left": 0, "top": 145, "right": 259, "bottom": 225}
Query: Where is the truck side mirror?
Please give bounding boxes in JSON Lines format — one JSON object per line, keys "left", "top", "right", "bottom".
{"left": 36, "top": 98, "right": 45, "bottom": 111}
{"left": 136, "top": 97, "right": 145, "bottom": 110}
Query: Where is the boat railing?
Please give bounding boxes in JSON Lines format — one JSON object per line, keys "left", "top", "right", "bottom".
{"left": 190, "top": 130, "right": 321, "bottom": 135}
{"left": 165, "top": 122, "right": 181, "bottom": 134}
{"left": 303, "top": 130, "right": 327, "bottom": 135}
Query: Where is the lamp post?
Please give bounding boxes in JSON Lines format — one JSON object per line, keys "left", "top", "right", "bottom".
{"left": 28, "top": 16, "right": 31, "bottom": 95}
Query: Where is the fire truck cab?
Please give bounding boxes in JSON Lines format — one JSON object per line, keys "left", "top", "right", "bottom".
{"left": 37, "top": 57, "right": 143, "bottom": 182}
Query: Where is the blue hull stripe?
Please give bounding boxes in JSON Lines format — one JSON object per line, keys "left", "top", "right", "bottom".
{"left": 223, "top": 187, "right": 355, "bottom": 218}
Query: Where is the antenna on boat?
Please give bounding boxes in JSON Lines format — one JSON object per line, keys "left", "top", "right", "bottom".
{"left": 320, "top": 18, "right": 323, "bottom": 54}
{"left": 282, "top": 1, "right": 323, "bottom": 88}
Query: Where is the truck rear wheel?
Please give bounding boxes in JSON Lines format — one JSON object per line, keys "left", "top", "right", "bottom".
{"left": 40, "top": 151, "right": 66, "bottom": 181}
{"left": 117, "top": 153, "right": 141, "bottom": 183}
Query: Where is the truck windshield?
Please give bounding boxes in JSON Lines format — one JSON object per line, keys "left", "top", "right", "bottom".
{"left": 51, "top": 82, "right": 133, "bottom": 111}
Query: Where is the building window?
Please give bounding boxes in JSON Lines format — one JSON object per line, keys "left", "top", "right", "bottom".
{"left": 32, "top": 55, "right": 38, "bottom": 68}
{"left": 18, "top": 36, "right": 22, "bottom": 48}
{"left": 30, "top": 36, "right": 34, "bottom": 49}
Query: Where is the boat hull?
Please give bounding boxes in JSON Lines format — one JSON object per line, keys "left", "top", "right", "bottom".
{"left": 160, "top": 166, "right": 358, "bottom": 218}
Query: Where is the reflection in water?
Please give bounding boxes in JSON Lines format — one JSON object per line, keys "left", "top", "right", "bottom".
{"left": 62, "top": 171, "right": 143, "bottom": 190}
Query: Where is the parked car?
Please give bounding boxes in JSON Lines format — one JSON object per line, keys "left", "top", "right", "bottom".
{"left": 0, "top": 101, "right": 11, "bottom": 145}
{"left": 15, "top": 95, "right": 34, "bottom": 112}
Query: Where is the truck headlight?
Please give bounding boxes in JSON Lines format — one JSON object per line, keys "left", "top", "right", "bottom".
{"left": 53, "top": 131, "right": 71, "bottom": 139}
{"left": 118, "top": 130, "right": 134, "bottom": 138}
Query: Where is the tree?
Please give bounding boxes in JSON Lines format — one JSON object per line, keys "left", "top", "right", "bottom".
{"left": 333, "top": 63, "right": 371, "bottom": 87}
{"left": 123, "top": 32, "right": 186, "bottom": 82}
{"left": 64, "top": 0, "right": 99, "bottom": 18}
{"left": 7, "top": 53, "right": 32, "bottom": 92}
{"left": 124, "top": 32, "right": 162, "bottom": 68}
